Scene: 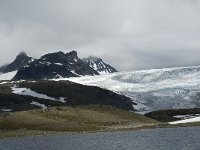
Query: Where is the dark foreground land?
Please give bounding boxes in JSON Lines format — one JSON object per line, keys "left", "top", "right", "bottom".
{"left": 0, "top": 80, "right": 135, "bottom": 112}
{"left": 145, "top": 108, "right": 200, "bottom": 122}
{"left": 1, "top": 126, "right": 200, "bottom": 150}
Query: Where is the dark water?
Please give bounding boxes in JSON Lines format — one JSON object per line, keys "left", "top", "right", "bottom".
{"left": 0, "top": 127, "right": 200, "bottom": 150}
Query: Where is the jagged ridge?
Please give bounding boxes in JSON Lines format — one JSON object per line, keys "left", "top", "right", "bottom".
{"left": 13, "top": 51, "right": 99, "bottom": 80}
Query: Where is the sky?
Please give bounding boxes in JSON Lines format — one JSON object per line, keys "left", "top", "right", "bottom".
{"left": 0, "top": 0, "right": 200, "bottom": 71}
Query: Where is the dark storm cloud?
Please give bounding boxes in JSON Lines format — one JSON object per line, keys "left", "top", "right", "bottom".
{"left": 0, "top": 0, "right": 200, "bottom": 71}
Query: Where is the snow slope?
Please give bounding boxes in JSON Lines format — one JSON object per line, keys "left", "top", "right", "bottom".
{"left": 169, "top": 116, "right": 200, "bottom": 124}
{"left": 58, "top": 65, "right": 200, "bottom": 114}
{"left": 0, "top": 71, "right": 17, "bottom": 80}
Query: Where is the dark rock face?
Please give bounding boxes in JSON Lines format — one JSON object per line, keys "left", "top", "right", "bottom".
{"left": 13, "top": 51, "right": 99, "bottom": 80}
{"left": 0, "top": 52, "right": 33, "bottom": 73}
{"left": 17, "top": 81, "right": 135, "bottom": 111}
{"left": 82, "top": 56, "right": 117, "bottom": 74}
{"left": 145, "top": 108, "right": 200, "bottom": 122}
{"left": 0, "top": 64, "right": 8, "bottom": 73}
{"left": 0, "top": 93, "right": 64, "bottom": 112}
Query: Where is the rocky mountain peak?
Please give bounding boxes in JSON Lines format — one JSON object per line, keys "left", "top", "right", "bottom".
{"left": 15, "top": 51, "right": 28, "bottom": 61}
{"left": 41, "top": 51, "right": 65, "bottom": 59}
{"left": 0, "top": 51, "right": 32, "bottom": 73}
{"left": 67, "top": 50, "right": 77, "bottom": 57}
{"left": 82, "top": 56, "right": 117, "bottom": 74}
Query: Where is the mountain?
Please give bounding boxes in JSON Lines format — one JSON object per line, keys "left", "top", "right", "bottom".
{"left": 13, "top": 51, "right": 99, "bottom": 80}
{"left": 82, "top": 56, "right": 117, "bottom": 74}
{"left": 0, "top": 52, "right": 34, "bottom": 73}
{"left": 66, "top": 65, "right": 200, "bottom": 114}
{"left": 0, "top": 51, "right": 118, "bottom": 80}
{"left": 0, "top": 80, "right": 134, "bottom": 112}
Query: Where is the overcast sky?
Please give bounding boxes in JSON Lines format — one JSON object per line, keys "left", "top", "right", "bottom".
{"left": 0, "top": 0, "right": 200, "bottom": 71}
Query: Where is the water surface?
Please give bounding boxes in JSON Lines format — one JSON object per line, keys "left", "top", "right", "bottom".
{"left": 0, "top": 127, "right": 200, "bottom": 150}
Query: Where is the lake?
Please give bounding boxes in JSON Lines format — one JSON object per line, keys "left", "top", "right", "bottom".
{"left": 0, "top": 127, "right": 200, "bottom": 150}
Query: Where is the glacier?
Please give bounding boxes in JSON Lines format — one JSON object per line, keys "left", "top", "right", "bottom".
{"left": 57, "top": 65, "right": 200, "bottom": 114}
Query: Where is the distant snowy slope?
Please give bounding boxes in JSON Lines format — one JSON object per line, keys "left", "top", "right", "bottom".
{"left": 64, "top": 65, "right": 200, "bottom": 113}
{"left": 0, "top": 71, "right": 18, "bottom": 80}
{"left": 169, "top": 116, "right": 200, "bottom": 124}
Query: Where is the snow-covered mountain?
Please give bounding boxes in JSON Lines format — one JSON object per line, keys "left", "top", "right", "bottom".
{"left": 0, "top": 51, "right": 100, "bottom": 80}
{"left": 13, "top": 51, "right": 99, "bottom": 80}
{"left": 82, "top": 56, "right": 117, "bottom": 74}
{"left": 63, "top": 65, "right": 200, "bottom": 114}
{"left": 0, "top": 51, "right": 117, "bottom": 80}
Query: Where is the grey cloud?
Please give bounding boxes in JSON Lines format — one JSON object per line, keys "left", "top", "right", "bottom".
{"left": 0, "top": 0, "right": 200, "bottom": 71}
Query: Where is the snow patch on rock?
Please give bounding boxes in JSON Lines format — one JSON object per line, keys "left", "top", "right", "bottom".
{"left": 11, "top": 86, "right": 66, "bottom": 103}
{"left": 1, "top": 109, "right": 12, "bottom": 112}
{"left": 31, "top": 101, "right": 47, "bottom": 109}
